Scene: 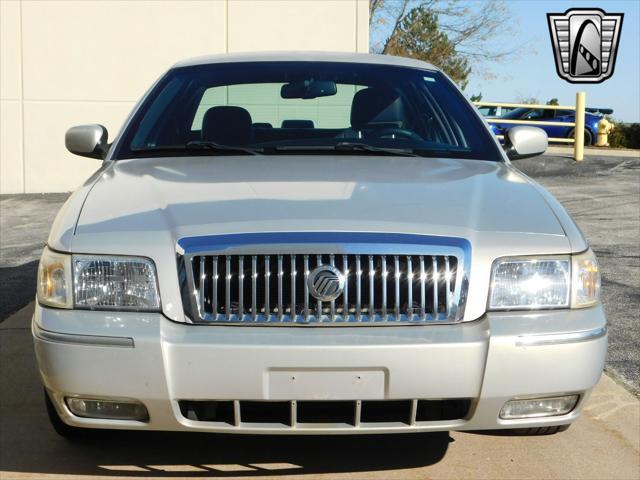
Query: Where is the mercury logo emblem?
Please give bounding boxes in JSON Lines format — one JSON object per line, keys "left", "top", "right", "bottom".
{"left": 547, "top": 8, "right": 623, "bottom": 83}
{"left": 308, "top": 265, "right": 345, "bottom": 302}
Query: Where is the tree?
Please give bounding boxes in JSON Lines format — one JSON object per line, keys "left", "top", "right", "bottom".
{"left": 546, "top": 98, "right": 559, "bottom": 106}
{"left": 470, "top": 92, "right": 482, "bottom": 102}
{"left": 384, "top": 6, "right": 471, "bottom": 87}
{"left": 370, "top": 0, "right": 520, "bottom": 80}
{"left": 516, "top": 95, "right": 540, "bottom": 105}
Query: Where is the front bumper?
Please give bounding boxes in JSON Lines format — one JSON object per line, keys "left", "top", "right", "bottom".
{"left": 33, "top": 304, "right": 607, "bottom": 434}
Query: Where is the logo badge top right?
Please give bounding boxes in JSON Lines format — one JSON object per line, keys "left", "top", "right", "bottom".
{"left": 547, "top": 8, "right": 624, "bottom": 83}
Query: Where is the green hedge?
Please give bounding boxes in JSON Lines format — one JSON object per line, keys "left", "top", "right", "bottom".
{"left": 608, "top": 122, "right": 640, "bottom": 149}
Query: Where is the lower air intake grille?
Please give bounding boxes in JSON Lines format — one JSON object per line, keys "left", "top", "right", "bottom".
{"left": 178, "top": 399, "right": 472, "bottom": 427}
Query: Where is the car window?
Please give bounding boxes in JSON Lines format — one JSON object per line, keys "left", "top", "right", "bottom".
{"left": 477, "top": 106, "right": 496, "bottom": 116}
{"left": 522, "top": 109, "right": 556, "bottom": 120}
{"left": 191, "top": 83, "right": 364, "bottom": 130}
{"left": 114, "top": 62, "right": 501, "bottom": 161}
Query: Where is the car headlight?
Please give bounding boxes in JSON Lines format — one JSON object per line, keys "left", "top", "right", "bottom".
{"left": 489, "top": 249, "right": 600, "bottom": 310}
{"left": 37, "top": 247, "right": 73, "bottom": 308}
{"left": 571, "top": 249, "right": 601, "bottom": 308}
{"left": 37, "top": 247, "right": 160, "bottom": 311}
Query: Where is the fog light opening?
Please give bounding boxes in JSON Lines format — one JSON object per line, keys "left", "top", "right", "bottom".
{"left": 500, "top": 395, "right": 579, "bottom": 420}
{"left": 66, "top": 397, "right": 149, "bottom": 421}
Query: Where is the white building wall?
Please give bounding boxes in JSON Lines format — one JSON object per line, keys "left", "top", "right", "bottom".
{"left": 0, "top": 0, "right": 369, "bottom": 193}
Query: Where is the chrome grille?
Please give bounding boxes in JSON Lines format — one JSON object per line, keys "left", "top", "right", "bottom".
{"left": 177, "top": 233, "right": 469, "bottom": 325}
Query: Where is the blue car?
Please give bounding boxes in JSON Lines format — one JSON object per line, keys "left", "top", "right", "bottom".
{"left": 489, "top": 107, "right": 610, "bottom": 146}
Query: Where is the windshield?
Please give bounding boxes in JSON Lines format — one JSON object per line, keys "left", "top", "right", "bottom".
{"left": 113, "top": 61, "right": 501, "bottom": 161}
{"left": 502, "top": 107, "right": 531, "bottom": 119}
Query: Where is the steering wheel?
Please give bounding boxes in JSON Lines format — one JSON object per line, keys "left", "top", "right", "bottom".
{"left": 368, "top": 128, "right": 423, "bottom": 142}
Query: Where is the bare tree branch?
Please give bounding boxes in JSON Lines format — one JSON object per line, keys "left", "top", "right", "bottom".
{"left": 370, "top": 0, "right": 530, "bottom": 75}
{"left": 382, "top": 0, "right": 411, "bottom": 54}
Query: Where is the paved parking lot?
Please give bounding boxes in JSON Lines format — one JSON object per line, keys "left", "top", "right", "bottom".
{"left": 0, "top": 152, "right": 638, "bottom": 479}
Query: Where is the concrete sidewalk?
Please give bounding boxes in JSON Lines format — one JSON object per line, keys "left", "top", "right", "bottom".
{"left": 546, "top": 145, "right": 640, "bottom": 158}
{"left": 1, "top": 303, "right": 638, "bottom": 480}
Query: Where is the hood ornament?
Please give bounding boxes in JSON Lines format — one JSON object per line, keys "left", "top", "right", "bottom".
{"left": 308, "top": 265, "right": 345, "bottom": 302}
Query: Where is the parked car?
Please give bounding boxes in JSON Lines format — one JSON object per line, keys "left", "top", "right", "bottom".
{"left": 34, "top": 52, "right": 606, "bottom": 439}
{"left": 476, "top": 105, "right": 517, "bottom": 118}
{"left": 489, "top": 107, "right": 609, "bottom": 145}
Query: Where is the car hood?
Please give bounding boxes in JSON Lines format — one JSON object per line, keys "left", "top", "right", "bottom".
{"left": 74, "top": 155, "right": 566, "bottom": 240}
{"left": 64, "top": 155, "right": 572, "bottom": 322}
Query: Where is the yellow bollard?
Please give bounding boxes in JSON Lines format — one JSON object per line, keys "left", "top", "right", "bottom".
{"left": 574, "top": 92, "right": 586, "bottom": 162}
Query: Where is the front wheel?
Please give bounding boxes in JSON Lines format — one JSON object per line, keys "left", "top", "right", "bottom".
{"left": 569, "top": 128, "right": 593, "bottom": 146}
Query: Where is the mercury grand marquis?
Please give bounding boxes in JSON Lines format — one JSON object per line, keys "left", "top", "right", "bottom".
{"left": 34, "top": 52, "right": 606, "bottom": 437}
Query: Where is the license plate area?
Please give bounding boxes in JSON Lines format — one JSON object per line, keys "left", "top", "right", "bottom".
{"left": 267, "top": 369, "right": 386, "bottom": 400}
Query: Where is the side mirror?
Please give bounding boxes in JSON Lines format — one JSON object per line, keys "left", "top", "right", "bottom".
{"left": 504, "top": 126, "right": 548, "bottom": 160}
{"left": 65, "top": 124, "right": 109, "bottom": 159}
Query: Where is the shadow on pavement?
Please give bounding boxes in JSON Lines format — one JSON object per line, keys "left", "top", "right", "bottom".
{"left": 0, "top": 260, "right": 38, "bottom": 320}
{"left": 4, "top": 429, "right": 451, "bottom": 477}
{"left": 0, "top": 304, "right": 450, "bottom": 477}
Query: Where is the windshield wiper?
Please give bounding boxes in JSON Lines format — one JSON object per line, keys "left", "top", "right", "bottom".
{"left": 272, "top": 142, "right": 420, "bottom": 157}
{"left": 131, "top": 142, "right": 262, "bottom": 156}
{"left": 185, "top": 140, "right": 262, "bottom": 155}
{"left": 333, "top": 142, "right": 420, "bottom": 157}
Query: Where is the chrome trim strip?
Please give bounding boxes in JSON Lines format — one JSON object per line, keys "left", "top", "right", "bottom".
{"left": 432, "top": 257, "right": 438, "bottom": 319}
{"left": 33, "top": 324, "right": 134, "bottom": 348}
{"left": 368, "top": 255, "right": 374, "bottom": 320}
{"left": 225, "top": 256, "right": 231, "bottom": 319}
{"left": 516, "top": 326, "right": 607, "bottom": 347}
{"left": 304, "top": 255, "right": 310, "bottom": 320}
{"left": 198, "top": 256, "right": 205, "bottom": 318}
{"left": 420, "top": 256, "right": 426, "bottom": 320}
{"left": 381, "top": 255, "right": 387, "bottom": 320}
{"left": 278, "top": 255, "right": 284, "bottom": 321}
{"left": 265, "top": 255, "right": 271, "bottom": 320}
{"left": 251, "top": 255, "right": 257, "bottom": 320}
{"left": 356, "top": 255, "right": 362, "bottom": 321}
{"left": 212, "top": 256, "right": 218, "bottom": 317}
{"left": 445, "top": 256, "right": 451, "bottom": 316}
{"left": 291, "top": 254, "right": 297, "bottom": 320}
{"left": 407, "top": 256, "right": 413, "bottom": 319}
{"left": 316, "top": 255, "right": 322, "bottom": 321}
{"left": 394, "top": 255, "right": 400, "bottom": 320}
{"left": 238, "top": 255, "right": 244, "bottom": 319}
{"left": 342, "top": 255, "right": 349, "bottom": 319}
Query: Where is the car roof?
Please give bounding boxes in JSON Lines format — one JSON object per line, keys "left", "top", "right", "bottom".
{"left": 173, "top": 51, "right": 439, "bottom": 71}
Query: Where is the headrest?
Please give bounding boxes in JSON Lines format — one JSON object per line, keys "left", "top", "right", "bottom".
{"left": 281, "top": 120, "right": 315, "bottom": 129}
{"left": 350, "top": 87, "right": 401, "bottom": 130}
{"left": 201, "top": 106, "right": 252, "bottom": 145}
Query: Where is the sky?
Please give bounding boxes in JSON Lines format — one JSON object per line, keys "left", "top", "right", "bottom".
{"left": 373, "top": 0, "right": 640, "bottom": 122}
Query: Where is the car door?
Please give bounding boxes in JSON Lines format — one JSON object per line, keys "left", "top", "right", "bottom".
{"left": 550, "top": 109, "right": 575, "bottom": 138}
{"left": 490, "top": 108, "right": 541, "bottom": 136}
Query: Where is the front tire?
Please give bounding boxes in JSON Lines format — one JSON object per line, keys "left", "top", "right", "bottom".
{"left": 569, "top": 128, "right": 593, "bottom": 146}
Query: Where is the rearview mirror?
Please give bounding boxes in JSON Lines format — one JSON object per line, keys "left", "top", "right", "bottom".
{"left": 281, "top": 79, "right": 337, "bottom": 99}
{"left": 503, "top": 126, "right": 548, "bottom": 160}
{"left": 65, "top": 124, "right": 109, "bottom": 159}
